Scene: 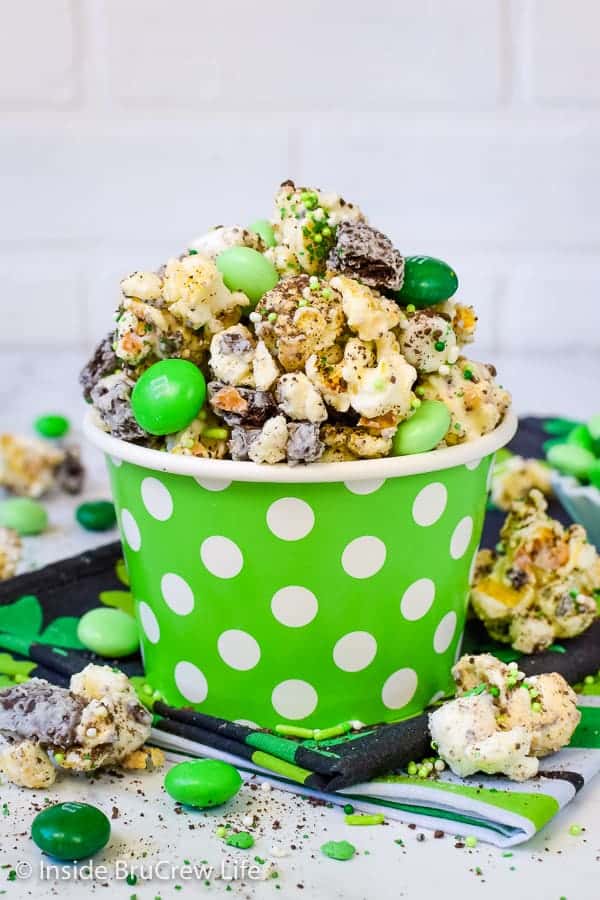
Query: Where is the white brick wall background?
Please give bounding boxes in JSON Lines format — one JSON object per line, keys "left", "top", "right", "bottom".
{"left": 0, "top": 0, "right": 598, "bottom": 415}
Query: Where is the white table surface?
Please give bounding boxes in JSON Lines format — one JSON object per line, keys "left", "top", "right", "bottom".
{"left": 1, "top": 348, "right": 599, "bottom": 900}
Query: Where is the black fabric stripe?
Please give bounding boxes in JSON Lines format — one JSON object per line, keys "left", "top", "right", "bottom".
{"left": 538, "top": 769, "right": 585, "bottom": 792}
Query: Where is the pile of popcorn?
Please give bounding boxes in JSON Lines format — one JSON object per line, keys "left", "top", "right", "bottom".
{"left": 81, "top": 181, "right": 511, "bottom": 465}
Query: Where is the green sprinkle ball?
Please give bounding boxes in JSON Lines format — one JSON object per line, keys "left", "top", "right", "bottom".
{"left": 34, "top": 414, "right": 70, "bottom": 439}
{"left": 164, "top": 759, "right": 242, "bottom": 809}
{"left": 0, "top": 497, "right": 48, "bottom": 535}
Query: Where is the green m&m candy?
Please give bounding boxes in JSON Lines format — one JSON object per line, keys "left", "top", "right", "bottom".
{"left": 394, "top": 256, "right": 458, "bottom": 308}
{"left": 216, "top": 246, "right": 278, "bottom": 305}
{"left": 164, "top": 759, "right": 242, "bottom": 809}
{"left": 0, "top": 497, "right": 48, "bottom": 535}
{"left": 76, "top": 500, "right": 116, "bottom": 531}
{"left": 34, "top": 414, "right": 70, "bottom": 439}
{"left": 31, "top": 802, "right": 110, "bottom": 860}
{"left": 392, "top": 401, "right": 451, "bottom": 456}
{"left": 248, "top": 219, "right": 276, "bottom": 248}
{"left": 131, "top": 359, "right": 206, "bottom": 436}
{"left": 567, "top": 424, "right": 595, "bottom": 454}
{"left": 77, "top": 608, "right": 139, "bottom": 657}
{"left": 546, "top": 443, "right": 595, "bottom": 480}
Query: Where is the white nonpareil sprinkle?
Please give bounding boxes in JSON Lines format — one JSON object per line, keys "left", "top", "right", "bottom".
{"left": 86, "top": 727, "right": 97, "bottom": 738}
{"left": 438, "top": 364, "right": 450, "bottom": 376}
{"left": 242, "top": 815, "right": 254, "bottom": 827}
{"left": 448, "top": 345, "right": 460, "bottom": 364}
{"left": 350, "top": 720, "right": 366, "bottom": 730}
{"left": 434, "top": 759, "right": 446, "bottom": 772}
{"left": 249, "top": 311, "right": 262, "bottom": 323}
{"left": 270, "top": 844, "right": 289, "bottom": 858}
{"left": 260, "top": 781, "right": 272, "bottom": 793}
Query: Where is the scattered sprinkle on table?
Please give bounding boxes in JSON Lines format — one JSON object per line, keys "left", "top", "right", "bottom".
{"left": 320, "top": 840, "right": 356, "bottom": 861}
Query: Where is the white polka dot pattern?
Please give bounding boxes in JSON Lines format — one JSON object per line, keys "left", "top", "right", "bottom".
{"left": 344, "top": 478, "right": 385, "bottom": 495}
{"left": 141, "top": 477, "right": 173, "bottom": 521}
{"left": 341, "top": 536, "right": 386, "bottom": 579}
{"left": 218, "top": 630, "right": 261, "bottom": 671}
{"left": 400, "top": 578, "right": 435, "bottom": 621}
{"left": 433, "top": 611, "right": 457, "bottom": 654}
{"left": 200, "top": 536, "right": 243, "bottom": 578}
{"left": 174, "top": 661, "right": 208, "bottom": 703}
{"left": 161, "top": 572, "right": 195, "bottom": 616}
{"left": 121, "top": 509, "right": 141, "bottom": 551}
{"left": 450, "top": 516, "right": 473, "bottom": 560}
{"left": 271, "top": 586, "right": 318, "bottom": 628}
{"left": 333, "top": 631, "right": 377, "bottom": 672}
{"left": 381, "top": 668, "right": 418, "bottom": 710}
{"left": 271, "top": 679, "right": 318, "bottom": 720}
{"left": 138, "top": 601, "right": 160, "bottom": 644}
{"left": 195, "top": 478, "right": 232, "bottom": 492}
{"left": 412, "top": 483, "right": 447, "bottom": 527}
{"left": 266, "top": 498, "right": 315, "bottom": 541}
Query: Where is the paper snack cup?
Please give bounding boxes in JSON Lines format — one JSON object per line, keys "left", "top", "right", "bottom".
{"left": 85, "top": 410, "right": 517, "bottom": 730}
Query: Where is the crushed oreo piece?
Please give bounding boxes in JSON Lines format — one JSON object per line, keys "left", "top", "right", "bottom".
{"left": 287, "top": 423, "right": 324, "bottom": 465}
{"left": 54, "top": 446, "right": 85, "bottom": 495}
{"left": 90, "top": 373, "right": 147, "bottom": 442}
{"left": 208, "top": 382, "right": 277, "bottom": 427}
{"left": 327, "top": 221, "right": 404, "bottom": 291}
{"left": 79, "top": 333, "right": 119, "bottom": 402}
{"left": 0, "top": 680, "right": 85, "bottom": 748}
{"left": 229, "top": 426, "right": 261, "bottom": 461}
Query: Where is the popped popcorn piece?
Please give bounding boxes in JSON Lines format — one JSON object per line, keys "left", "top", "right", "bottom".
{"left": 430, "top": 654, "right": 580, "bottom": 782}
{"left": 121, "top": 745, "right": 165, "bottom": 771}
{"left": 0, "top": 435, "right": 64, "bottom": 498}
{"left": 305, "top": 345, "right": 351, "bottom": 413}
{"left": 330, "top": 275, "right": 401, "bottom": 341}
{"left": 342, "top": 332, "right": 416, "bottom": 420}
{"left": 0, "top": 739, "right": 56, "bottom": 789}
{"left": 90, "top": 372, "right": 147, "bottom": 442}
{"left": 441, "top": 300, "right": 478, "bottom": 345}
{"left": 0, "top": 527, "right": 21, "bottom": 581}
{"left": 263, "top": 244, "right": 303, "bottom": 277}
{"left": 327, "top": 220, "right": 404, "bottom": 290}
{"left": 470, "top": 490, "right": 600, "bottom": 653}
{"left": 188, "top": 225, "right": 264, "bottom": 259}
{"left": 321, "top": 424, "right": 391, "bottom": 460}
{"left": 247, "top": 416, "right": 288, "bottom": 465}
{"left": 273, "top": 180, "right": 363, "bottom": 275}
{"left": 491, "top": 455, "right": 553, "bottom": 511}
{"left": 255, "top": 275, "right": 344, "bottom": 371}
{"left": 162, "top": 254, "right": 249, "bottom": 331}
{"left": 120, "top": 270, "right": 163, "bottom": 303}
{"left": 209, "top": 325, "right": 256, "bottom": 386}
{"left": 275, "top": 373, "right": 328, "bottom": 423}
{"left": 165, "top": 416, "right": 228, "bottom": 459}
{"left": 396, "top": 310, "right": 458, "bottom": 374}
{"left": 116, "top": 297, "right": 206, "bottom": 367}
{"left": 420, "top": 358, "right": 511, "bottom": 444}
{"left": 253, "top": 340, "right": 280, "bottom": 391}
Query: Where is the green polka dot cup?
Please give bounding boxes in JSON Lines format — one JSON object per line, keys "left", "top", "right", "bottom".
{"left": 85, "top": 411, "right": 517, "bottom": 729}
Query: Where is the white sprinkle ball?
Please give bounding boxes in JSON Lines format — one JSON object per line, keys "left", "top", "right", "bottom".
{"left": 260, "top": 781, "right": 272, "bottom": 793}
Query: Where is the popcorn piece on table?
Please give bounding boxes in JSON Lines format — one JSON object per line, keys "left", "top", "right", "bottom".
{"left": 470, "top": 489, "right": 600, "bottom": 653}
{"left": 0, "top": 434, "right": 65, "bottom": 498}
{"left": 0, "top": 526, "right": 21, "bottom": 581}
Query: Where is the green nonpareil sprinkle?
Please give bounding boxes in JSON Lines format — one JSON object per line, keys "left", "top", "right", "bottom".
{"left": 464, "top": 683, "right": 487, "bottom": 697}
{"left": 463, "top": 369, "right": 473, "bottom": 380}
{"left": 254, "top": 856, "right": 266, "bottom": 865}
{"left": 345, "top": 813, "right": 385, "bottom": 826}
{"left": 1, "top": 803, "right": 8, "bottom": 816}
{"left": 343, "top": 804, "right": 354, "bottom": 815}
{"left": 502, "top": 851, "right": 513, "bottom": 857}
{"left": 268, "top": 312, "right": 278, "bottom": 322}
{"left": 465, "top": 835, "right": 477, "bottom": 848}
{"left": 569, "top": 824, "right": 583, "bottom": 836}
{"left": 434, "top": 341, "right": 446, "bottom": 352}
{"left": 203, "top": 427, "right": 228, "bottom": 440}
